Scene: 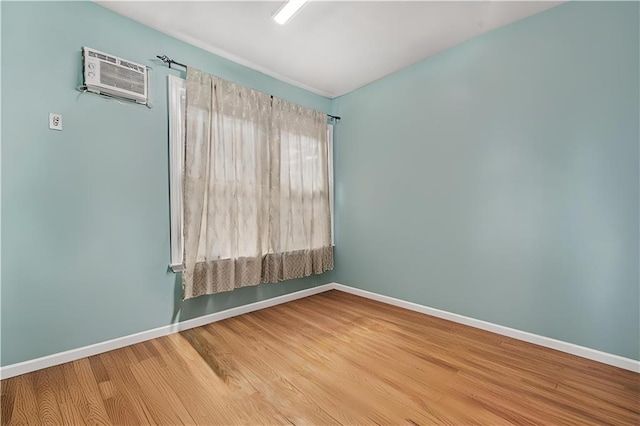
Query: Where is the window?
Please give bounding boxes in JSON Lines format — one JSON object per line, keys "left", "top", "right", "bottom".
{"left": 168, "top": 76, "right": 334, "bottom": 272}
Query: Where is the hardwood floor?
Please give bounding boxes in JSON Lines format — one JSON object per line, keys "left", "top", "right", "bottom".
{"left": 2, "top": 290, "right": 639, "bottom": 425}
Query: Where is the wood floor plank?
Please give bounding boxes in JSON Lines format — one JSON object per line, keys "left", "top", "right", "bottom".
{"left": 253, "top": 301, "right": 507, "bottom": 425}
{"left": 199, "top": 321, "right": 340, "bottom": 425}
{"left": 244, "top": 306, "right": 486, "bottom": 424}
{"left": 147, "top": 339, "right": 246, "bottom": 425}
{"left": 31, "top": 369, "right": 64, "bottom": 426}
{"left": 2, "top": 290, "right": 638, "bottom": 425}
{"left": 57, "top": 362, "right": 96, "bottom": 425}
{"left": 7, "top": 373, "right": 42, "bottom": 425}
{"left": 230, "top": 313, "right": 397, "bottom": 425}
{"left": 128, "top": 357, "right": 197, "bottom": 425}
{"left": 0, "top": 375, "right": 16, "bottom": 423}
{"left": 100, "top": 351, "right": 156, "bottom": 425}
{"left": 255, "top": 302, "right": 453, "bottom": 400}
{"left": 70, "top": 359, "right": 113, "bottom": 426}
{"left": 43, "top": 366, "right": 88, "bottom": 426}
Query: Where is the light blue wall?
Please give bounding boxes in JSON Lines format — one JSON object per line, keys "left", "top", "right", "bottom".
{"left": 1, "top": 1, "right": 333, "bottom": 366}
{"left": 2, "top": 1, "right": 638, "bottom": 367}
{"left": 331, "top": 2, "right": 639, "bottom": 360}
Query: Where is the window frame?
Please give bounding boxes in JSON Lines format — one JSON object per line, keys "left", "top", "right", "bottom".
{"left": 168, "top": 75, "right": 185, "bottom": 272}
{"left": 328, "top": 123, "right": 335, "bottom": 246}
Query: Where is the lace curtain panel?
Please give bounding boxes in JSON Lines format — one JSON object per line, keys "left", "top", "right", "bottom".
{"left": 183, "top": 68, "right": 333, "bottom": 299}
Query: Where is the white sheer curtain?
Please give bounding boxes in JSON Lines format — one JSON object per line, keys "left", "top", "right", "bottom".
{"left": 182, "top": 68, "right": 333, "bottom": 299}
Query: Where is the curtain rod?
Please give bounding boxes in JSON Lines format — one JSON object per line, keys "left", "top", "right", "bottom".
{"left": 157, "top": 55, "right": 187, "bottom": 69}
{"left": 157, "top": 54, "right": 341, "bottom": 121}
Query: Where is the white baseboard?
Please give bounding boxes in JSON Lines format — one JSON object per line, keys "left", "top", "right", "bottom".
{"left": 2, "top": 282, "right": 638, "bottom": 379}
{"left": 332, "top": 283, "right": 640, "bottom": 373}
{"left": 0, "top": 283, "right": 334, "bottom": 380}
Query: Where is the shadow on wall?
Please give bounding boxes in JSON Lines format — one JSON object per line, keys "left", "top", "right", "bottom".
{"left": 169, "top": 270, "right": 335, "bottom": 324}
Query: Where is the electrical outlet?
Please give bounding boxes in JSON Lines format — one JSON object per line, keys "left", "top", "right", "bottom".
{"left": 49, "top": 113, "right": 62, "bottom": 131}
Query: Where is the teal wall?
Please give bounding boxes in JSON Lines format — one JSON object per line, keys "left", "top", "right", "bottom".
{"left": 1, "top": 1, "right": 334, "bottom": 366}
{"left": 2, "top": 1, "right": 638, "bottom": 367}
{"left": 331, "top": 2, "right": 639, "bottom": 360}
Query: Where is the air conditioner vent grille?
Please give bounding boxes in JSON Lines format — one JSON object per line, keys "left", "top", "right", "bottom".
{"left": 100, "top": 62, "right": 145, "bottom": 95}
{"left": 88, "top": 50, "right": 117, "bottom": 63}
{"left": 119, "top": 60, "right": 145, "bottom": 73}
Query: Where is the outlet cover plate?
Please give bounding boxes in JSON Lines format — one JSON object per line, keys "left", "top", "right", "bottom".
{"left": 49, "top": 113, "right": 62, "bottom": 131}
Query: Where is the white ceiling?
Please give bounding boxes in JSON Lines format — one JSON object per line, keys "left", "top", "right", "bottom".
{"left": 97, "top": 1, "right": 563, "bottom": 98}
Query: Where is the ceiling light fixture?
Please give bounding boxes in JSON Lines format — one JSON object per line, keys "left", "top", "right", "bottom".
{"left": 272, "top": 0, "right": 309, "bottom": 25}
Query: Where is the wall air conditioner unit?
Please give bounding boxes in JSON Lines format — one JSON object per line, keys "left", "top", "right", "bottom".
{"left": 82, "top": 47, "right": 148, "bottom": 104}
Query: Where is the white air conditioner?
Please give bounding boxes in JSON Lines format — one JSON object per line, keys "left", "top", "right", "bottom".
{"left": 82, "top": 47, "right": 148, "bottom": 104}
